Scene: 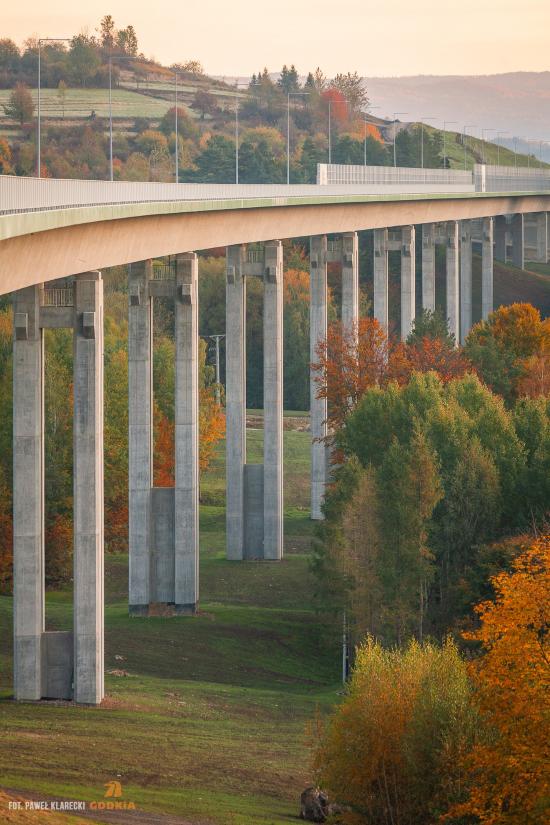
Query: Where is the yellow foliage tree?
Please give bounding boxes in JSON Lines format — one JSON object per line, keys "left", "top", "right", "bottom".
{"left": 448, "top": 535, "right": 550, "bottom": 824}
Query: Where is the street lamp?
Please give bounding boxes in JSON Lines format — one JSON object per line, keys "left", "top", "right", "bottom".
{"left": 234, "top": 100, "right": 239, "bottom": 184}
{"left": 363, "top": 106, "right": 380, "bottom": 165}
{"left": 287, "top": 91, "right": 309, "bottom": 184}
{"left": 393, "top": 112, "right": 408, "bottom": 167}
{"left": 442, "top": 121, "right": 457, "bottom": 169}
{"left": 37, "top": 37, "right": 71, "bottom": 177}
{"left": 495, "top": 131, "right": 509, "bottom": 166}
{"left": 463, "top": 124, "right": 476, "bottom": 170}
{"left": 328, "top": 100, "right": 333, "bottom": 164}
{"left": 481, "top": 128, "right": 496, "bottom": 164}
{"left": 109, "top": 54, "right": 181, "bottom": 182}
{"left": 418, "top": 117, "right": 438, "bottom": 169}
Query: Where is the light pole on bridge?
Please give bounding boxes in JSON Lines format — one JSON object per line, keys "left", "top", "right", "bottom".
{"left": 287, "top": 92, "right": 309, "bottom": 184}
{"left": 463, "top": 124, "right": 477, "bottom": 170}
{"left": 37, "top": 37, "right": 71, "bottom": 178}
{"left": 392, "top": 112, "right": 408, "bottom": 167}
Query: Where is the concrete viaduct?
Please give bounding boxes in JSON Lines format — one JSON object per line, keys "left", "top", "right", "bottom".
{"left": 1, "top": 167, "right": 549, "bottom": 705}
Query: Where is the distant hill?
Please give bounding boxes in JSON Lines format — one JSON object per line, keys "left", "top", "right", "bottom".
{"left": 363, "top": 72, "right": 550, "bottom": 156}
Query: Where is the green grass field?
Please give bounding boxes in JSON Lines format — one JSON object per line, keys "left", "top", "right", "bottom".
{"left": 0, "top": 88, "right": 184, "bottom": 121}
{"left": 0, "top": 427, "right": 339, "bottom": 825}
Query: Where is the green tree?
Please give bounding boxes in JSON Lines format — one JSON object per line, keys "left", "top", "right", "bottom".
{"left": 3, "top": 83, "right": 35, "bottom": 125}
{"left": 192, "top": 135, "right": 236, "bottom": 183}
{"left": 68, "top": 34, "right": 101, "bottom": 87}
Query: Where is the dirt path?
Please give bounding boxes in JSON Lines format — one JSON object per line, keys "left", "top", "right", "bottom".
{"left": 2, "top": 789, "right": 209, "bottom": 825}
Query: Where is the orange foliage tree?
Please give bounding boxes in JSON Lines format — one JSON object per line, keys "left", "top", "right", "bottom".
{"left": 312, "top": 317, "right": 388, "bottom": 431}
{"left": 448, "top": 535, "right": 550, "bottom": 824}
{"left": 389, "top": 337, "right": 472, "bottom": 384}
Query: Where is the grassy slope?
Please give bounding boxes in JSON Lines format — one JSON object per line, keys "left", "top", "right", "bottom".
{"left": 0, "top": 428, "right": 339, "bottom": 825}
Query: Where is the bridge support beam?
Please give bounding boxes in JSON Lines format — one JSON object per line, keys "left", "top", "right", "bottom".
{"left": 226, "top": 245, "right": 247, "bottom": 558}
{"left": 175, "top": 253, "right": 199, "bottom": 611}
{"left": 460, "top": 221, "right": 472, "bottom": 344}
{"left": 128, "top": 261, "right": 153, "bottom": 613}
{"left": 13, "top": 285, "right": 44, "bottom": 701}
{"left": 526, "top": 212, "right": 548, "bottom": 263}
{"left": 494, "top": 216, "right": 507, "bottom": 263}
{"left": 446, "top": 221, "right": 460, "bottom": 342}
{"left": 310, "top": 235, "right": 328, "bottom": 521}
{"left": 512, "top": 214, "right": 525, "bottom": 269}
{"left": 482, "top": 218, "right": 494, "bottom": 321}
{"left": 263, "top": 242, "right": 284, "bottom": 559}
{"left": 400, "top": 226, "right": 416, "bottom": 340}
{"left": 342, "top": 232, "right": 359, "bottom": 332}
{"left": 373, "top": 228, "right": 389, "bottom": 331}
{"left": 73, "top": 271, "right": 104, "bottom": 705}
{"left": 422, "top": 224, "right": 436, "bottom": 312}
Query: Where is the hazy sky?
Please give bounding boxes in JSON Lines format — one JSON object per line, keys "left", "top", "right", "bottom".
{"left": 4, "top": 1, "right": 550, "bottom": 77}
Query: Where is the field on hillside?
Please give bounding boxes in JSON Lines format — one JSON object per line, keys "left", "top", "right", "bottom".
{"left": 0, "top": 428, "right": 341, "bottom": 825}
{"left": 0, "top": 88, "right": 186, "bottom": 121}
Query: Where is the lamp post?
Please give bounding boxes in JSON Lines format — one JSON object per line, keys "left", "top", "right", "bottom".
{"left": 37, "top": 37, "right": 70, "bottom": 177}
{"left": 495, "top": 131, "right": 509, "bottom": 166}
{"left": 208, "top": 334, "right": 225, "bottom": 404}
{"left": 109, "top": 54, "right": 170, "bottom": 181}
{"left": 234, "top": 100, "right": 239, "bottom": 184}
{"left": 328, "top": 100, "right": 332, "bottom": 164}
{"left": 287, "top": 91, "right": 309, "bottom": 184}
{"left": 481, "top": 128, "right": 496, "bottom": 165}
{"left": 393, "top": 112, "right": 408, "bottom": 167}
{"left": 363, "top": 106, "right": 380, "bottom": 165}
{"left": 463, "top": 124, "right": 476, "bottom": 170}
{"left": 419, "top": 117, "right": 438, "bottom": 168}
{"left": 442, "top": 121, "right": 457, "bottom": 169}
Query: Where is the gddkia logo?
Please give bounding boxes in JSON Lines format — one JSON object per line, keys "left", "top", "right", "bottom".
{"left": 88, "top": 781, "right": 136, "bottom": 811}
{"left": 104, "top": 781, "right": 123, "bottom": 798}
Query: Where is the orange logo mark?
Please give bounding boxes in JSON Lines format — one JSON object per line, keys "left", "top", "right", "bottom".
{"left": 104, "top": 781, "right": 123, "bottom": 798}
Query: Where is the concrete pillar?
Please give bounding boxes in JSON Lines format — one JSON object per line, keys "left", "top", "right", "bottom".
{"left": 174, "top": 253, "right": 199, "bottom": 610}
{"left": 422, "top": 224, "right": 436, "bottom": 312}
{"left": 460, "top": 220, "right": 472, "bottom": 344}
{"left": 400, "top": 226, "right": 416, "bottom": 340}
{"left": 373, "top": 228, "right": 389, "bottom": 330}
{"left": 226, "top": 245, "right": 247, "bottom": 558}
{"left": 481, "top": 218, "right": 494, "bottom": 321}
{"left": 73, "top": 271, "right": 104, "bottom": 705}
{"left": 13, "top": 285, "right": 44, "bottom": 700}
{"left": 511, "top": 214, "right": 524, "bottom": 269}
{"left": 341, "top": 232, "right": 359, "bottom": 332}
{"left": 446, "top": 222, "right": 460, "bottom": 342}
{"left": 263, "top": 241, "right": 283, "bottom": 560}
{"left": 533, "top": 213, "right": 548, "bottom": 263}
{"left": 494, "top": 215, "right": 507, "bottom": 263}
{"left": 310, "top": 235, "right": 328, "bottom": 521}
{"left": 128, "top": 261, "right": 153, "bottom": 613}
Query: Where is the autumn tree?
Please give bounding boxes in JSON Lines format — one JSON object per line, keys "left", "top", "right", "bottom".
{"left": 448, "top": 536, "right": 550, "bottom": 824}
{"left": 313, "top": 638, "right": 475, "bottom": 825}
{"left": 3, "top": 83, "right": 35, "bottom": 125}
{"left": 466, "top": 302, "right": 550, "bottom": 402}
{"left": 330, "top": 71, "right": 368, "bottom": 115}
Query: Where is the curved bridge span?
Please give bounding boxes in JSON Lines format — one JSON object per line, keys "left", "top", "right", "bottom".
{"left": 1, "top": 175, "right": 550, "bottom": 292}
{"left": 3, "top": 171, "right": 550, "bottom": 707}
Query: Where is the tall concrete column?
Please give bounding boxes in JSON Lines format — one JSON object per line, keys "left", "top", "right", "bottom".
{"left": 511, "top": 214, "right": 524, "bottom": 269}
{"left": 494, "top": 215, "right": 507, "bottom": 263}
{"left": 481, "top": 218, "right": 494, "bottom": 321}
{"left": 373, "top": 228, "right": 389, "bottom": 330}
{"left": 460, "top": 220, "right": 472, "bottom": 344}
{"left": 263, "top": 241, "right": 283, "bottom": 559}
{"left": 533, "top": 213, "right": 548, "bottom": 262}
{"left": 128, "top": 261, "right": 153, "bottom": 613}
{"left": 422, "top": 224, "right": 436, "bottom": 312}
{"left": 400, "top": 226, "right": 416, "bottom": 340}
{"left": 73, "top": 271, "right": 104, "bottom": 705}
{"left": 310, "top": 235, "right": 328, "bottom": 521}
{"left": 341, "top": 232, "right": 359, "bottom": 331}
{"left": 446, "top": 221, "right": 460, "bottom": 342}
{"left": 13, "top": 285, "right": 44, "bottom": 700}
{"left": 226, "top": 245, "right": 247, "bottom": 558}
{"left": 174, "top": 253, "right": 199, "bottom": 610}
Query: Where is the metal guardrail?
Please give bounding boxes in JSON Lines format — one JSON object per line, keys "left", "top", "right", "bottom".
{"left": 151, "top": 261, "right": 176, "bottom": 280}
{"left": 0, "top": 173, "right": 477, "bottom": 216}
{"left": 43, "top": 287, "right": 73, "bottom": 307}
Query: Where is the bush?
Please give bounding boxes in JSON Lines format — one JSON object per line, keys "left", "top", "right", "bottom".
{"left": 313, "top": 638, "right": 475, "bottom": 824}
